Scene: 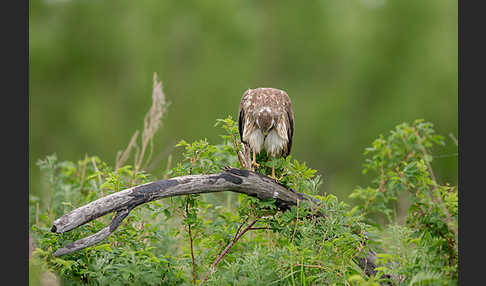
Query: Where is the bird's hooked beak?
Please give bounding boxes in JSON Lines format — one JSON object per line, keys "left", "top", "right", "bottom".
{"left": 263, "top": 120, "right": 275, "bottom": 136}
{"left": 257, "top": 115, "right": 275, "bottom": 136}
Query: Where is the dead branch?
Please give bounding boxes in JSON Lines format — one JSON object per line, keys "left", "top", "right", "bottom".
{"left": 51, "top": 167, "right": 302, "bottom": 256}
{"left": 50, "top": 167, "right": 384, "bottom": 283}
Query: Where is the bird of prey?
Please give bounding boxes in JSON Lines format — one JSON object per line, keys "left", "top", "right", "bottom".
{"left": 238, "top": 87, "right": 294, "bottom": 179}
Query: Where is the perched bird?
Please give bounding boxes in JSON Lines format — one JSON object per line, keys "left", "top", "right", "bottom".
{"left": 238, "top": 87, "right": 294, "bottom": 179}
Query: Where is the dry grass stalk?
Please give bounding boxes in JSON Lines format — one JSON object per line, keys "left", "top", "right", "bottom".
{"left": 146, "top": 141, "right": 176, "bottom": 173}
{"left": 115, "top": 130, "right": 139, "bottom": 170}
{"left": 163, "top": 154, "right": 172, "bottom": 180}
{"left": 91, "top": 157, "right": 103, "bottom": 188}
{"left": 138, "top": 72, "right": 168, "bottom": 170}
{"left": 78, "top": 154, "right": 88, "bottom": 192}
{"left": 115, "top": 72, "right": 169, "bottom": 180}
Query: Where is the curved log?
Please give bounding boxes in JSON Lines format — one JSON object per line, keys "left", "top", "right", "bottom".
{"left": 50, "top": 167, "right": 384, "bottom": 283}
{"left": 51, "top": 167, "right": 304, "bottom": 255}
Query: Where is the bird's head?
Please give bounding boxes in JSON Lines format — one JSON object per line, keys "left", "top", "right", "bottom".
{"left": 256, "top": 107, "right": 275, "bottom": 135}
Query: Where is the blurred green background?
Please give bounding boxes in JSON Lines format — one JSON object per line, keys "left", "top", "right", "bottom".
{"left": 29, "top": 0, "right": 457, "bottom": 203}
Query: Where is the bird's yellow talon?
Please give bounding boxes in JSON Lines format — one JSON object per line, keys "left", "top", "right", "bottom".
{"left": 269, "top": 173, "right": 283, "bottom": 181}
{"left": 251, "top": 151, "right": 260, "bottom": 169}
{"left": 271, "top": 167, "right": 277, "bottom": 180}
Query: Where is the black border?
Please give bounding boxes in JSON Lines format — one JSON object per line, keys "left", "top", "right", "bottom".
{"left": 458, "top": 0, "right": 482, "bottom": 285}
{"left": 2, "top": 0, "right": 29, "bottom": 283}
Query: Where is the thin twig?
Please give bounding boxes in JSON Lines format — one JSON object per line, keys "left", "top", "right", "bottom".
{"left": 248, "top": 227, "right": 272, "bottom": 231}
{"left": 233, "top": 216, "right": 249, "bottom": 239}
{"left": 189, "top": 224, "right": 196, "bottom": 285}
{"left": 415, "top": 132, "right": 458, "bottom": 243}
{"left": 317, "top": 228, "right": 328, "bottom": 254}
{"left": 91, "top": 157, "right": 103, "bottom": 188}
{"left": 295, "top": 263, "right": 328, "bottom": 270}
{"left": 78, "top": 154, "right": 88, "bottom": 192}
{"left": 237, "top": 142, "right": 252, "bottom": 171}
{"left": 186, "top": 200, "right": 197, "bottom": 285}
{"left": 199, "top": 219, "right": 259, "bottom": 285}
{"left": 216, "top": 219, "right": 258, "bottom": 268}
{"left": 291, "top": 198, "right": 299, "bottom": 244}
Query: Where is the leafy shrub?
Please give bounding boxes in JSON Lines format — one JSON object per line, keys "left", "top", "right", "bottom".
{"left": 29, "top": 117, "right": 457, "bottom": 286}
{"left": 349, "top": 119, "right": 457, "bottom": 285}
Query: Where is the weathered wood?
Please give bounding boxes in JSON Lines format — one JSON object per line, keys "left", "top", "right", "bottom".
{"left": 50, "top": 167, "right": 385, "bottom": 283}
{"left": 53, "top": 207, "right": 133, "bottom": 257}
{"left": 51, "top": 167, "right": 305, "bottom": 256}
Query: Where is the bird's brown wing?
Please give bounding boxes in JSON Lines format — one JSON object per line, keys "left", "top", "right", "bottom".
{"left": 238, "top": 108, "right": 246, "bottom": 144}
{"left": 283, "top": 109, "right": 294, "bottom": 158}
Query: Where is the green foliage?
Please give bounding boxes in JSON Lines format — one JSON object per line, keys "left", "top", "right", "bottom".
{"left": 31, "top": 155, "right": 184, "bottom": 286}
{"left": 349, "top": 119, "right": 458, "bottom": 285}
{"left": 30, "top": 117, "right": 457, "bottom": 285}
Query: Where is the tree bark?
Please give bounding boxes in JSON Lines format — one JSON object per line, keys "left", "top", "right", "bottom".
{"left": 51, "top": 167, "right": 302, "bottom": 255}
{"left": 50, "top": 167, "right": 383, "bottom": 282}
